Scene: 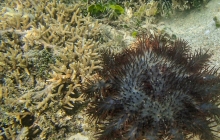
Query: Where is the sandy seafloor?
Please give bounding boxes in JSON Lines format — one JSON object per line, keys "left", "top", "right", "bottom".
{"left": 159, "top": 0, "right": 220, "bottom": 70}
{"left": 153, "top": 0, "right": 220, "bottom": 139}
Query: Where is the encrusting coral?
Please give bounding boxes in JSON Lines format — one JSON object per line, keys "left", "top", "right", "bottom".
{"left": 83, "top": 34, "right": 220, "bottom": 140}
{"left": 0, "top": 0, "right": 102, "bottom": 139}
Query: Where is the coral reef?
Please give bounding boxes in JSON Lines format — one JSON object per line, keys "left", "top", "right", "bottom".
{"left": 172, "top": 0, "right": 208, "bottom": 10}
{"left": 154, "top": 0, "right": 209, "bottom": 15}
{"left": 83, "top": 34, "right": 220, "bottom": 140}
{"left": 0, "top": 0, "right": 102, "bottom": 139}
{"left": 0, "top": 0, "right": 218, "bottom": 139}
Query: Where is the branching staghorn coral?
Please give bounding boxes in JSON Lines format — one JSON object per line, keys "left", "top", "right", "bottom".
{"left": 0, "top": 0, "right": 102, "bottom": 139}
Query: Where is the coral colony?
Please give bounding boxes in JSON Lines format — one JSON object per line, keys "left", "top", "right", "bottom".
{"left": 84, "top": 34, "right": 220, "bottom": 140}
{"left": 0, "top": 0, "right": 101, "bottom": 139}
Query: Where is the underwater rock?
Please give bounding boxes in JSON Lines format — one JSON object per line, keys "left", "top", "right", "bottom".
{"left": 213, "top": 15, "right": 220, "bottom": 28}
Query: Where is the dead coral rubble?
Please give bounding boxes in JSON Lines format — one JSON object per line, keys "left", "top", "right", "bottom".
{"left": 0, "top": 0, "right": 102, "bottom": 139}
